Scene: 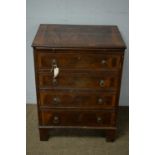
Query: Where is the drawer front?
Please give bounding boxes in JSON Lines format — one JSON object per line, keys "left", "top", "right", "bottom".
{"left": 39, "top": 90, "right": 117, "bottom": 108}
{"left": 38, "top": 72, "right": 119, "bottom": 90}
{"left": 40, "top": 110, "right": 116, "bottom": 127}
{"left": 37, "top": 52, "right": 122, "bottom": 70}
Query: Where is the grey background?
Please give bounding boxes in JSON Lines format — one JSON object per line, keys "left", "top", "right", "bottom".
{"left": 26, "top": 0, "right": 129, "bottom": 105}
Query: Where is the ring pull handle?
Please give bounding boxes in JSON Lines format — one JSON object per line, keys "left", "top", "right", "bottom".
{"left": 99, "top": 80, "right": 105, "bottom": 87}
{"left": 97, "top": 117, "right": 102, "bottom": 123}
{"left": 51, "top": 59, "right": 57, "bottom": 65}
{"left": 52, "top": 78, "right": 57, "bottom": 85}
{"left": 53, "top": 116, "right": 60, "bottom": 124}
{"left": 52, "top": 97, "right": 61, "bottom": 105}
{"left": 98, "top": 98, "right": 104, "bottom": 104}
{"left": 101, "top": 60, "right": 107, "bottom": 64}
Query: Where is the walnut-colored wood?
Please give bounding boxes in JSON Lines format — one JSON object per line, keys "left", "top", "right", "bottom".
{"left": 32, "top": 24, "right": 126, "bottom": 49}
{"left": 39, "top": 128, "right": 49, "bottom": 141}
{"left": 39, "top": 90, "right": 117, "bottom": 109}
{"left": 38, "top": 72, "right": 119, "bottom": 90}
{"left": 40, "top": 110, "right": 116, "bottom": 127}
{"left": 32, "top": 24, "right": 126, "bottom": 142}
{"left": 37, "top": 51, "right": 122, "bottom": 70}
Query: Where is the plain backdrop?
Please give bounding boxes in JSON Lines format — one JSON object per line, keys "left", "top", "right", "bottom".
{"left": 26, "top": 0, "right": 129, "bottom": 105}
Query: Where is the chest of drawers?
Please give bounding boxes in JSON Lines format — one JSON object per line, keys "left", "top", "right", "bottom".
{"left": 32, "top": 24, "right": 126, "bottom": 142}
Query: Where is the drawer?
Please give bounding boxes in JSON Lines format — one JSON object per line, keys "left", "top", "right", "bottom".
{"left": 38, "top": 72, "right": 119, "bottom": 90}
{"left": 39, "top": 90, "right": 117, "bottom": 108}
{"left": 40, "top": 110, "right": 116, "bottom": 127}
{"left": 37, "top": 52, "right": 122, "bottom": 70}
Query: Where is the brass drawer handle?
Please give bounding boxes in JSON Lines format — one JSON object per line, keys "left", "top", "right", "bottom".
{"left": 52, "top": 78, "right": 57, "bottom": 85}
{"left": 52, "top": 97, "right": 61, "bottom": 105}
{"left": 101, "top": 60, "right": 106, "bottom": 64}
{"left": 99, "top": 80, "right": 105, "bottom": 87}
{"left": 98, "top": 98, "right": 104, "bottom": 104}
{"left": 53, "top": 116, "right": 60, "bottom": 124}
{"left": 51, "top": 59, "right": 56, "bottom": 65}
{"left": 97, "top": 117, "right": 102, "bottom": 123}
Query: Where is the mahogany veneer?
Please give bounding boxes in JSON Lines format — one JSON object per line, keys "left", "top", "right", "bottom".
{"left": 32, "top": 24, "right": 126, "bottom": 142}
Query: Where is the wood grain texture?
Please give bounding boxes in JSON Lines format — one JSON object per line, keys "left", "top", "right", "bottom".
{"left": 38, "top": 72, "right": 119, "bottom": 90}
{"left": 40, "top": 110, "right": 116, "bottom": 127}
{"left": 39, "top": 90, "right": 117, "bottom": 109}
{"left": 32, "top": 24, "right": 126, "bottom": 49}
{"left": 32, "top": 24, "right": 126, "bottom": 142}
{"left": 37, "top": 51, "right": 122, "bottom": 70}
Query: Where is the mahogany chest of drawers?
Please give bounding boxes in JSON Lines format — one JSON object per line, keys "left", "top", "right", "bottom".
{"left": 32, "top": 24, "right": 126, "bottom": 142}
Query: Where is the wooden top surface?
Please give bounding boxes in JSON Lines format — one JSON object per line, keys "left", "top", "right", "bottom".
{"left": 32, "top": 24, "right": 126, "bottom": 49}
